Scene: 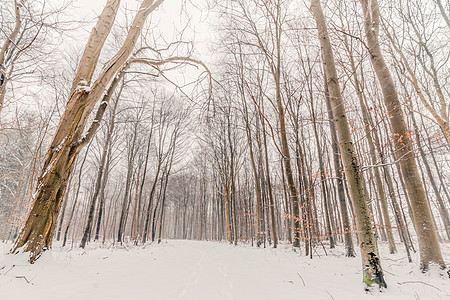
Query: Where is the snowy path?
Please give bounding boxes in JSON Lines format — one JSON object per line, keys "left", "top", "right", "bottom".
{"left": 0, "top": 240, "right": 449, "bottom": 300}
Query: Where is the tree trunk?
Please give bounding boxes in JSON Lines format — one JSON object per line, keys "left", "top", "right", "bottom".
{"left": 62, "top": 142, "right": 93, "bottom": 247}
{"left": 227, "top": 113, "right": 238, "bottom": 245}
{"left": 310, "top": 93, "right": 335, "bottom": 249}
{"left": 409, "top": 109, "right": 450, "bottom": 241}
{"left": 117, "top": 120, "right": 139, "bottom": 243}
{"left": 261, "top": 109, "right": 278, "bottom": 248}
{"left": 324, "top": 74, "right": 354, "bottom": 257}
{"left": 242, "top": 96, "right": 263, "bottom": 246}
{"left": 311, "top": 0, "right": 386, "bottom": 287}
{"left": 341, "top": 34, "right": 396, "bottom": 253}
{"left": 80, "top": 83, "right": 121, "bottom": 248}
{"left": 359, "top": 0, "right": 445, "bottom": 270}
{"left": 55, "top": 175, "right": 72, "bottom": 242}
{"left": 12, "top": 0, "right": 164, "bottom": 263}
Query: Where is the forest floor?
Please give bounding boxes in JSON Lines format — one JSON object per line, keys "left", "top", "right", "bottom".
{"left": 0, "top": 239, "right": 449, "bottom": 300}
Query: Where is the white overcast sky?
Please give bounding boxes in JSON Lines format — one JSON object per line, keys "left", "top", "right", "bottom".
{"left": 70, "top": 0, "right": 212, "bottom": 56}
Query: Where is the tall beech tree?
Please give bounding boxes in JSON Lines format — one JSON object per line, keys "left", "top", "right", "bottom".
{"left": 311, "top": 0, "right": 386, "bottom": 287}
{"left": 358, "top": 0, "right": 445, "bottom": 271}
{"left": 338, "top": 26, "right": 396, "bottom": 254}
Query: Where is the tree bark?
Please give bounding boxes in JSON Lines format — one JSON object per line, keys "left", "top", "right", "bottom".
{"left": 310, "top": 93, "right": 335, "bottom": 249}
{"left": 341, "top": 33, "right": 396, "bottom": 253}
{"left": 324, "top": 74, "right": 354, "bottom": 257}
{"left": 242, "top": 92, "right": 263, "bottom": 246}
{"left": 359, "top": 0, "right": 445, "bottom": 270}
{"left": 117, "top": 120, "right": 139, "bottom": 243}
{"left": 311, "top": 0, "right": 386, "bottom": 287}
{"left": 260, "top": 109, "right": 278, "bottom": 248}
{"left": 80, "top": 80, "right": 122, "bottom": 248}
{"left": 12, "top": 0, "right": 164, "bottom": 262}
{"left": 409, "top": 109, "right": 450, "bottom": 241}
{"left": 62, "top": 142, "right": 92, "bottom": 247}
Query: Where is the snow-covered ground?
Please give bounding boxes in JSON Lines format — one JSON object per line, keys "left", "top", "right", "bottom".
{"left": 0, "top": 240, "right": 449, "bottom": 300}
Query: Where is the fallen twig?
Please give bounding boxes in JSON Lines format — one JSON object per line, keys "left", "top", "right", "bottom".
{"left": 325, "top": 290, "right": 335, "bottom": 300}
{"left": 4, "top": 265, "right": 15, "bottom": 275}
{"left": 397, "top": 281, "right": 445, "bottom": 294}
{"left": 15, "top": 276, "right": 31, "bottom": 284}
{"left": 297, "top": 272, "right": 306, "bottom": 287}
{"left": 383, "top": 269, "right": 395, "bottom": 276}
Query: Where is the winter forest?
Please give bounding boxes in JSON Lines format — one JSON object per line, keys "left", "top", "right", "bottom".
{"left": 0, "top": 0, "right": 449, "bottom": 299}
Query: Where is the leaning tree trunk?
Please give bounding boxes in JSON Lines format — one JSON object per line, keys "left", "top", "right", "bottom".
{"left": 227, "top": 114, "right": 239, "bottom": 245}
{"left": 359, "top": 0, "right": 445, "bottom": 270}
{"left": 324, "top": 76, "right": 354, "bottom": 257}
{"left": 341, "top": 33, "right": 396, "bottom": 253}
{"left": 117, "top": 120, "right": 139, "bottom": 243}
{"left": 272, "top": 37, "right": 301, "bottom": 248}
{"left": 12, "top": 0, "right": 164, "bottom": 263}
{"left": 80, "top": 81, "right": 122, "bottom": 249}
{"left": 261, "top": 110, "right": 278, "bottom": 248}
{"left": 142, "top": 162, "right": 162, "bottom": 243}
{"left": 311, "top": 0, "right": 386, "bottom": 288}
{"left": 55, "top": 175, "right": 72, "bottom": 242}
{"left": 62, "top": 143, "right": 92, "bottom": 247}
{"left": 364, "top": 78, "right": 412, "bottom": 260}
{"left": 241, "top": 91, "right": 263, "bottom": 247}
{"left": 310, "top": 94, "right": 335, "bottom": 249}
{"left": 248, "top": 0, "right": 301, "bottom": 247}
{"left": 409, "top": 108, "right": 450, "bottom": 241}
{"left": 157, "top": 138, "right": 177, "bottom": 243}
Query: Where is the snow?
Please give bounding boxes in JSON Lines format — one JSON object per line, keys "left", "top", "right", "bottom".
{"left": 40, "top": 157, "right": 57, "bottom": 179}
{"left": 0, "top": 240, "right": 449, "bottom": 300}
{"left": 76, "top": 80, "right": 91, "bottom": 93}
{"left": 54, "top": 136, "right": 67, "bottom": 153}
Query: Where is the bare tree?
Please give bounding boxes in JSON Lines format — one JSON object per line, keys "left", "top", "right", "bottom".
{"left": 12, "top": 0, "right": 164, "bottom": 263}
{"left": 358, "top": 0, "right": 445, "bottom": 271}
{"left": 311, "top": 0, "right": 386, "bottom": 287}
{"left": 0, "top": 0, "right": 70, "bottom": 115}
